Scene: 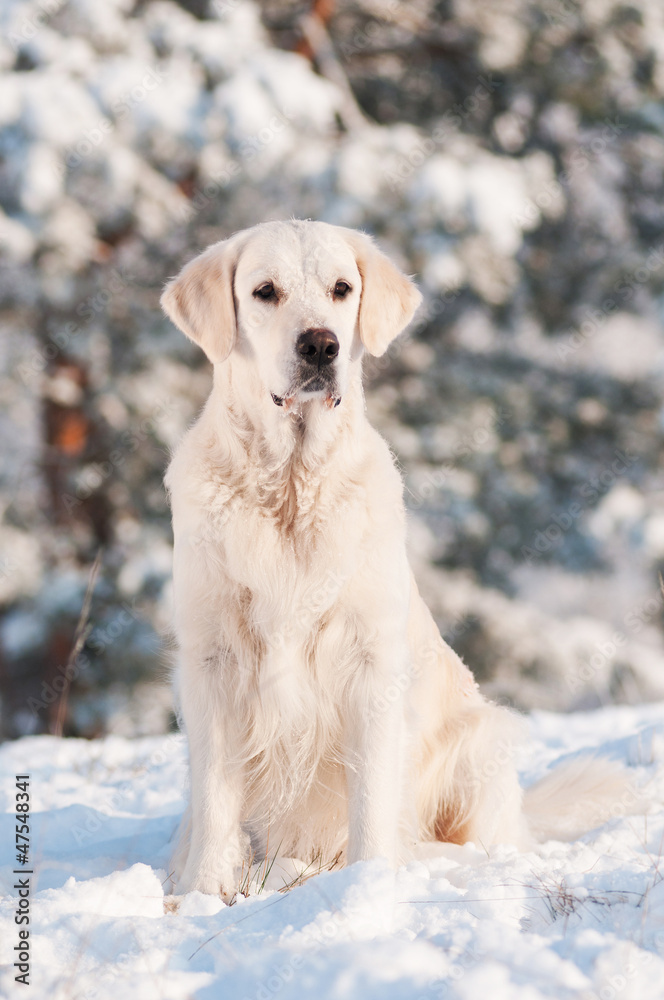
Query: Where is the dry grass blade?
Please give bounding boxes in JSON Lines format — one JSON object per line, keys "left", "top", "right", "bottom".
{"left": 53, "top": 549, "right": 103, "bottom": 737}
{"left": 277, "top": 850, "right": 343, "bottom": 893}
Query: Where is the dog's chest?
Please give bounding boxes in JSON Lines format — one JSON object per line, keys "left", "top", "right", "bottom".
{"left": 207, "top": 460, "right": 368, "bottom": 638}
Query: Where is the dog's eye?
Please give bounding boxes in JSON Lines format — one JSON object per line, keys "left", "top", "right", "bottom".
{"left": 333, "top": 280, "right": 351, "bottom": 300}
{"left": 253, "top": 282, "right": 278, "bottom": 302}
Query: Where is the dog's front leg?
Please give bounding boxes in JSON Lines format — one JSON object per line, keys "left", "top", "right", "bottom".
{"left": 344, "top": 631, "right": 409, "bottom": 867}
{"left": 174, "top": 653, "right": 246, "bottom": 898}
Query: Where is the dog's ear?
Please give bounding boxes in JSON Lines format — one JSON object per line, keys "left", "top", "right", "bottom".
{"left": 343, "top": 230, "right": 422, "bottom": 357}
{"left": 161, "top": 234, "right": 244, "bottom": 364}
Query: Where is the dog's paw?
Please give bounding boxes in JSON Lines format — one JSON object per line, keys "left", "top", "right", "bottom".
{"left": 172, "top": 862, "right": 238, "bottom": 899}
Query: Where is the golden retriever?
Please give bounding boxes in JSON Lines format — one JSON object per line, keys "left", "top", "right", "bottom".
{"left": 161, "top": 220, "right": 631, "bottom": 897}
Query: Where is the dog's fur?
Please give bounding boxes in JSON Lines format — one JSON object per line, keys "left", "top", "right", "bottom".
{"left": 162, "top": 220, "right": 632, "bottom": 897}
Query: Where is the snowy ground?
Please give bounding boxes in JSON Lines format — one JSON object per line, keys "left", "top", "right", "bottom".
{"left": 1, "top": 703, "right": 664, "bottom": 1000}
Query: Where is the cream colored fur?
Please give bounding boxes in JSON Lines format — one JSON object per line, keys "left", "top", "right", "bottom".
{"left": 161, "top": 220, "right": 634, "bottom": 897}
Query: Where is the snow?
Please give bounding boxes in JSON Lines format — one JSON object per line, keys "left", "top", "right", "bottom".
{"left": 2, "top": 703, "right": 664, "bottom": 999}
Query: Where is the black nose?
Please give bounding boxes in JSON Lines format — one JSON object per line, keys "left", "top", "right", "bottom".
{"left": 296, "top": 328, "right": 339, "bottom": 367}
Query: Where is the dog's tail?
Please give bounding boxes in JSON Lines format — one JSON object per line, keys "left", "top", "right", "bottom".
{"left": 523, "top": 755, "right": 644, "bottom": 842}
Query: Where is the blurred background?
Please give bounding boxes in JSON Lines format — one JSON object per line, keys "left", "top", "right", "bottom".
{"left": 1, "top": 0, "right": 663, "bottom": 741}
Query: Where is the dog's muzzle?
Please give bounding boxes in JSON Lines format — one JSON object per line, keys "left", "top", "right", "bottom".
{"left": 295, "top": 328, "right": 340, "bottom": 397}
{"left": 270, "top": 327, "right": 342, "bottom": 409}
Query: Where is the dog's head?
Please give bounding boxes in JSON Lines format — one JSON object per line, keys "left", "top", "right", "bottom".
{"left": 161, "top": 220, "right": 422, "bottom": 409}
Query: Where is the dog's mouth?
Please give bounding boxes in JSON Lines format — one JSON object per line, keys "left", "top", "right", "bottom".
{"left": 271, "top": 368, "right": 341, "bottom": 410}
{"left": 271, "top": 391, "right": 341, "bottom": 410}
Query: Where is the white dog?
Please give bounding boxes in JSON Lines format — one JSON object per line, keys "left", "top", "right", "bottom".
{"left": 162, "top": 220, "right": 631, "bottom": 897}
